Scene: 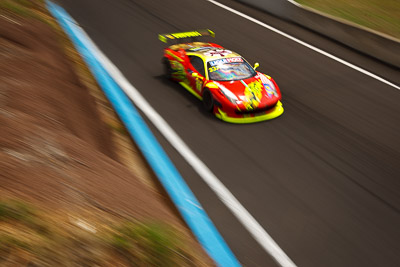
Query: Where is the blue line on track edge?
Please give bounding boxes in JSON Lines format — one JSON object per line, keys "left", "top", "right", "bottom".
{"left": 46, "top": 1, "right": 240, "bottom": 266}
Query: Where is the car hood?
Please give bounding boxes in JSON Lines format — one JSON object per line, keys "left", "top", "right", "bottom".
{"left": 212, "top": 73, "right": 280, "bottom": 110}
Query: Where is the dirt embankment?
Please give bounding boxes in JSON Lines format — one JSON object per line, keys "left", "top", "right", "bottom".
{"left": 0, "top": 6, "right": 212, "bottom": 266}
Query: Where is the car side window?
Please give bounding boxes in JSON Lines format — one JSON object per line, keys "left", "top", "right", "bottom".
{"left": 188, "top": 56, "right": 205, "bottom": 77}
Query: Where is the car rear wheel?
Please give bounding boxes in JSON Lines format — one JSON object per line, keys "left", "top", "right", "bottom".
{"left": 162, "top": 58, "right": 173, "bottom": 80}
{"left": 203, "top": 89, "right": 214, "bottom": 112}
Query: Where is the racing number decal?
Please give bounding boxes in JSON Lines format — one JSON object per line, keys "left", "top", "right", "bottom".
{"left": 208, "top": 66, "right": 219, "bottom": 73}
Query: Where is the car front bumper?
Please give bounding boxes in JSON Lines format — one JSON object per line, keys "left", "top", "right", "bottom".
{"left": 214, "top": 101, "right": 284, "bottom": 123}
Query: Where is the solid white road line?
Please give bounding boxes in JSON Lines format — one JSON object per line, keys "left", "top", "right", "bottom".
{"left": 73, "top": 18, "right": 297, "bottom": 267}
{"left": 207, "top": 0, "right": 400, "bottom": 91}
{"left": 287, "top": 0, "right": 302, "bottom": 7}
{"left": 71, "top": 1, "right": 398, "bottom": 266}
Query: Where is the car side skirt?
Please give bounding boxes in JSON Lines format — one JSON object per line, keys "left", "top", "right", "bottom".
{"left": 179, "top": 82, "right": 203, "bottom": 100}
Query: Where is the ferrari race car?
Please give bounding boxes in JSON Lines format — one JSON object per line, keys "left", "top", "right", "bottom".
{"left": 159, "top": 29, "right": 284, "bottom": 123}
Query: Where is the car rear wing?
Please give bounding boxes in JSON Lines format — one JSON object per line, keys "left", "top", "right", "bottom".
{"left": 158, "top": 29, "right": 215, "bottom": 43}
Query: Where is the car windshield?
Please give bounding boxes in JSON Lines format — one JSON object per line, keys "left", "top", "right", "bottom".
{"left": 207, "top": 57, "right": 256, "bottom": 81}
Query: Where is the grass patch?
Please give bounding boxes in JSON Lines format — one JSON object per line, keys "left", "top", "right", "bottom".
{"left": 0, "top": 0, "right": 49, "bottom": 24}
{"left": 0, "top": 199, "right": 36, "bottom": 221}
{"left": 110, "top": 221, "right": 192, "bottom": 266}
{"left": 0, "top": 199, "right": 49, "bottom": 235}
{"left": 1, "top": 1, "right": 207, "bottom": 265}
{"left": 295, "top": 0, "right": 400, "bottom": 39}
{"left": 0, "top": 199, "right": 197, "bottom": 266}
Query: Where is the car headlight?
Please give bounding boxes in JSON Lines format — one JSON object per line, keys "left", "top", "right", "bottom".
{"left": 220, "top": 87, "right": 238, "bottom": 104}
{"left": 263, "top": 79, "right": 278, "bottom": 97}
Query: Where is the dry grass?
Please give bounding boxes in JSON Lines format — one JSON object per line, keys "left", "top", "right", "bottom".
{"left": 0, "top": 0, "right": 50, "bottom": 24}
{"left": 0, "top": 199, "right": 197, "bottom": 266}
{"left": 1, "top": 1, "right": 208, "bottom": 266}
{"left": 295, "top": 0, "right": 400, "bottom": 39}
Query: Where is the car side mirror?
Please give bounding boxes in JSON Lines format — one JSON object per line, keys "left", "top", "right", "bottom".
{"left": 254, "top": 62, "right": 260, "bottom": 70}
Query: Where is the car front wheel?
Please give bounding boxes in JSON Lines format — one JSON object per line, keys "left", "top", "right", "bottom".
{"left": 203, "top": 89, "right": 214, "bottom": 112}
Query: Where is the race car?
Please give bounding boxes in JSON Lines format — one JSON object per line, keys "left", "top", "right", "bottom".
{"left": 159, "top": 29, "right": 284, "bottom": 123}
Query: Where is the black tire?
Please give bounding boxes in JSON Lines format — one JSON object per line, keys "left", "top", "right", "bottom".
{"left": 162, "top": 58, "right": 173, "bottom": 80}
{"left": 203, "top": 89, "right": 214, "bottom": 112}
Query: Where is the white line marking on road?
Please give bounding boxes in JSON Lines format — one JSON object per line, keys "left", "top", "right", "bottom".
{"left": 73, "top": 20, "right": 297, "bottom": 267}
{"left": 287, "top": 0, "right": 302, "bottom": 7}
{"left": 207, "top": 0, "right": 400, "bottom": 91}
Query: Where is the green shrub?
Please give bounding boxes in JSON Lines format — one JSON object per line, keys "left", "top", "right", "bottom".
{"left": 0, "top": 199, "right": 49, "bottom": 235}
{"left": 111, "top": 221, "right": 181, "bottom": 266}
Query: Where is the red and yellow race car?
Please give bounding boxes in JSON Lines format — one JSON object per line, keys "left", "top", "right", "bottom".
{"left": 159, "top": 29, "right": 284, "bottom": 123}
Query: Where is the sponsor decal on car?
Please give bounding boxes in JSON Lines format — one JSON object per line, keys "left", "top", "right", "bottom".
{"left": 171, "top": 31, "right": 202, "bottom": 39}
{"left": 209, "top": 57, "right": 243, "bottom": 66}
{"left": 189, "top": 46, "right": 215, "bottom": 51}
{"left": 204, "top": 49, "right": 232, "bottom": 57}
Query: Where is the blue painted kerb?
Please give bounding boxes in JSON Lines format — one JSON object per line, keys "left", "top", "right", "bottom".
{"left": 46, "top": 1, "right": 240, "bottom": 266}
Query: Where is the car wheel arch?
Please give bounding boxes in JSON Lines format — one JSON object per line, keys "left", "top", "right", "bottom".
{"left": 202, "top": 87, "right": 215, "bottom": 112}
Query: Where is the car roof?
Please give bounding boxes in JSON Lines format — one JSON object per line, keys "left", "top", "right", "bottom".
{"left": 169, "top": 42, "right": 241, "bottom": 62}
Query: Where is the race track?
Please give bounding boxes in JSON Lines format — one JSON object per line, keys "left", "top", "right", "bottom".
{"left": 56, "top": 0, "right": 400, "bottom": 266}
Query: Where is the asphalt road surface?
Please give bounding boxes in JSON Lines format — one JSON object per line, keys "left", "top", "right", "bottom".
{"left": 56, "top": 0, "right": 400, "bottom": 266}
